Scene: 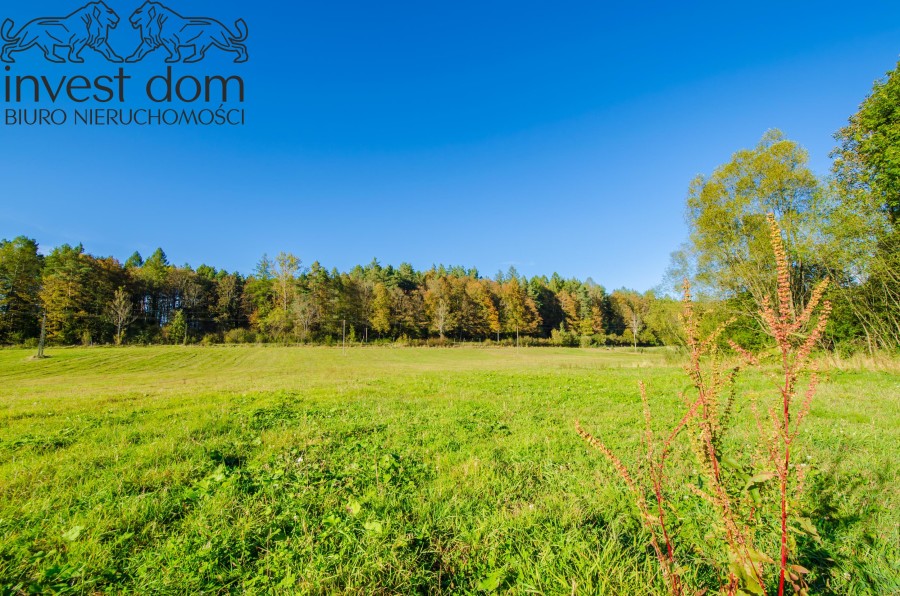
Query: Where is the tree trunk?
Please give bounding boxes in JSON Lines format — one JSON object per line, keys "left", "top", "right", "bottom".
{"left": 632, "top": 315, "right": 639, "bottom": 351}
{"left": 36, "top": 313, "right": 47, "bottom": 358}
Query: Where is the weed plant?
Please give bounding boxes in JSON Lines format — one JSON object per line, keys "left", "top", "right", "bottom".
{"left": 578, "top": 215, "right": 838, "bottom": 595}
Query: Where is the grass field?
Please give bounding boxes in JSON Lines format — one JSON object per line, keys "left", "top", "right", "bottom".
{"left": 0, "top": 346, "right": 897, "bottom": 594}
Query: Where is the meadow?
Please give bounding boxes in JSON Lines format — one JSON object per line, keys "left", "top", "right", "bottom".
{"left": 0, "top": 346, "right": 896, "bottom": 594}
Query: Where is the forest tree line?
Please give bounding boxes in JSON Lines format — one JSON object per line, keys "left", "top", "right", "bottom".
{"left": 2, "top": 59, "right": 900, "bottom": 353}
{"left": 0, "top": 243, "right": 672, "bottom": 348}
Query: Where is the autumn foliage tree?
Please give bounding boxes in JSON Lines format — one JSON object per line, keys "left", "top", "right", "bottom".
{"left": 500, "top": 275, "right": 540, "bottom": 346}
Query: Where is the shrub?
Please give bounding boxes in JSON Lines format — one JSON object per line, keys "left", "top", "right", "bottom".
{"left": 200, "top": 333, "right": 223, "bottom": 345}
{"left": 224, "top": 328, "right": 255, "bottom": 344}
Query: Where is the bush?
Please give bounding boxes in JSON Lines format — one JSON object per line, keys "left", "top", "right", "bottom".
{"left": 638, "top": 329, "right": 659, "bottom": 346}
{"left": 200, "top": 333, "right": 222, "bottom": 345}
{"left": 605, "top": 333, "right": 625, "bottom": 346}
{"left": 224, "top": 328, "right": 255, "bottom": 344}
{"left": 551, "top": 324, "right": 579, "bottom": 347}
{"left": 519, "top": 336, "right": 553, "bottom": 347}
{"left": 131, "top": 327, "right": 160, "bottom": 345}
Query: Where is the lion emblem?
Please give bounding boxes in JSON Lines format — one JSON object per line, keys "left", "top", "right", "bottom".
{"left": 1, "top": 2, "right": 123, "bottom": 63}
{"left": 126, "top": 2, "right": 248, "bottom": 64}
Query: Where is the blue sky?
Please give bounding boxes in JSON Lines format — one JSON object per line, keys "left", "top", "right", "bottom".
{"left": 2, "top": 1, "right": 900, "bottom": 290}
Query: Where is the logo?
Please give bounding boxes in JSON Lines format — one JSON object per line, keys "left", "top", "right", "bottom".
{"left": 126, "top": 2, "right": 247, "bottom": 64}
{"left": 1, "top": 2, "right": 124, "bottom": 63}
{"left": 2, "top": 1, "right": 249, "bottom": 127}
{"left": 1, "top": 1, "right": 248, "bottom": 64}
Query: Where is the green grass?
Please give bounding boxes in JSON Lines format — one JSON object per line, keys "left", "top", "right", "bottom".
{"left": 0, "top": 346, "right": 897, "bottom": 594}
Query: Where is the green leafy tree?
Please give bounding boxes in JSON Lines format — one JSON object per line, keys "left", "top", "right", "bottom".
{"left": 424, "top": 276, "right": 456, "bottom": 339}
{"left": 829, "top": 62, "right": 900, "bottom": 350}
{"left": 305, "top": 262, "right": 333, "bottom": 337}
{"left": 263, "top": 252, "right": 302, "bottom": 341}
{"left": 132, "top": 248, "right": 172, "bottom": 334}
{"left": 530, "top": 276, "right": 564, "bottom": 337}
{"left": 686, "top": 130, "right": 826, "bottom": 314}
{"left": 273, "top": 253, "right": 301, "bottom": 315}
{"left": 244, "top": 255, "right": 274, "bottom": 334}
{"left": 500, "top": 276, "right": 541, "bottom": 345}
{"left": 645, "top": 294, "right": 683, "bottom": 347}
{"left": 581, "top": 283, "right": 606, "bottom": 337}
{"left": 370, "top": 282, "right": 392, "bottom": 337}
{"left": 392, "top": 285, "right": 426, "bottom": 338}
{"left": 167, "top": 309, "right": 187, "bottom": 344}
{"left": 168, "top": 267, "right": 205, "bottom": 345}
{"left": 214, "top": 273, "right": 243, "bottom": 332}
{"left": 40, "top": 245, "right": 97, "bottom": 344}
{"left": 0, "top": 236, "right": 43, "bottom": 342}
{"left": 833, "top": 60, "right": 900, "bottom": 225}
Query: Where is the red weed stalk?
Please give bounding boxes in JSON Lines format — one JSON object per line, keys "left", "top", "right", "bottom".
{"left": 576, "top": 285, "right": 734, "bottom": 596}
{"left": 576, "top": 384, "right": 698, "bottom": 596}
{"left": 681, "top": 282, "right": 769, "bottom": 596}
{"left": 729, "top": 213, "right": 831, "bottom": 596}
{"left": 577, "top": 214, "right": 830, "bottom": 596}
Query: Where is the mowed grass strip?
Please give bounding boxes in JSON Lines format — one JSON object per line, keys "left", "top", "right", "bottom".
{"left": 0, "top": 346, "right": 897, "bottom": 594}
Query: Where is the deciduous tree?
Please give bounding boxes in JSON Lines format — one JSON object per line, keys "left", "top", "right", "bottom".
{"left": 686, "top": 130, "right": 826, "bottom": 314}
{"left": 106, "top": 286, "right": 136, "bottom": 345}
{"left": 611, "top": 289, "right": 650, "bottom": 350}
{"left": 829, "top": 61, "right": 900, "bottom": 350}
{"left": 370, "top": 282, "right": 392, "bottom": 337}
{"left": 500, "top": 276, "right": 541, "bottom": 346}
{"left": 0, "top": 236, "right": 43, "bottom": 342}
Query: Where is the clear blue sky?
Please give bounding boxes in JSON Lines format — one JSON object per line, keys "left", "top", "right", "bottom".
{"left": 2, "top": 1, "right": 900, "bottom": 290}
